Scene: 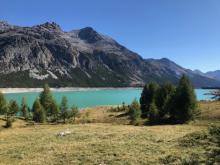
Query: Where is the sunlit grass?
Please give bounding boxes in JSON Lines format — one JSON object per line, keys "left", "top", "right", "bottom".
{"left": 0, "top": 101, "right": 219, "bottom": 164}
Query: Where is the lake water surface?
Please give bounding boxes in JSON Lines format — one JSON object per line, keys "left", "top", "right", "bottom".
{"left": 4, "top": 88, "right": 214, "bottom": 108}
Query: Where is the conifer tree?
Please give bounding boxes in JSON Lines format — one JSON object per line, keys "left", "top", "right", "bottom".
{"left": 33, "top": 98, "right": 46, "bottom": 123}
{"left": 39, "top": 83, "right": 54, "bottom": 116}
{"left": 20, "top": 97, "right": 28, "bottom": 119}
{"left": 4, "top": 100, "right": 19, "bottom": 128}
{"left": 156, "top": 83, "right": 176, "bottom": 118}
{"left": 70, "top": 105, "right": 79, "bottom": 122}
{"left": 140, "top": 82, "right": 159, "bottom": 117}
{"left": 148, "top": 102, "right": 160, "bottom": 124}
{"left": 60, "top": 96, "right": 69, "bottom": 123}
{"left": 8, "top": 100, "right": 19, "bottom": 116}
{"left": 50, "top": 100, "right": 60, "bottom": 122}
{"left": 0, "top": 91, "right": 6, "bottom": 115}
{"left": 170, "top": 75, "right": 197, "bottom": 123}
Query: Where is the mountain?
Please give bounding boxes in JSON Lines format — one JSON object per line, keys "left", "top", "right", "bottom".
{"left": 0, "top": 21, "right": 220, "bottom": 88}
{"left": 205, "top": 70, "right": 220, "bottom": 81}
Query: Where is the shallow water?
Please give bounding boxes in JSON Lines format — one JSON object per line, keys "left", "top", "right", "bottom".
{"left": 4, "top": 88, "right": 214, "bottom": 108}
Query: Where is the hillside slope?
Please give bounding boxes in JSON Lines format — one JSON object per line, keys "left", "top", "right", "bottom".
{"left": 0, "top": 21, "right": 219, "bottom": 87}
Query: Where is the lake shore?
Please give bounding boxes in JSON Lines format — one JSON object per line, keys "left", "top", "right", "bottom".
{"left": 0, "top": 87, "right": 142, "bottom": 94}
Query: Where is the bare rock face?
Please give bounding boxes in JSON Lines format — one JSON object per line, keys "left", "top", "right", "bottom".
{"left": 0, "top": 21, "right": 219, "bottom": 87}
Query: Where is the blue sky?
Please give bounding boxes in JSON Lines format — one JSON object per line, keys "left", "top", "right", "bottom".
{"left": 1, "top": 0, "right": 220, "bottom": 72}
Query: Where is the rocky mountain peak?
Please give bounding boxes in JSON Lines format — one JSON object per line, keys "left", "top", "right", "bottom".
{"left": 78, "top": 27, "right": 103, "bottom": 43}
{"left": 35, "top": 22, "right": 62, "bottom": 31}
{"left": 0, "top": 21, "right": 15, "bottom": 32}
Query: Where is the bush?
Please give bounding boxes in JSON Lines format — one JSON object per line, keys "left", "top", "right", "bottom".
{"left": 5, "top": 118, "right": 12, "bottom": 128}
{"left": 128, "top": 99, "right": 141, "bottom": 125}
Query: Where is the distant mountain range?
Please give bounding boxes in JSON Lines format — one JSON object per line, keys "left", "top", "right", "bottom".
{"left": 0, "top": 21, "right": 220, "bottom": 88}
{"left": 194, "top": 70, "right": 220, "bottom": 82}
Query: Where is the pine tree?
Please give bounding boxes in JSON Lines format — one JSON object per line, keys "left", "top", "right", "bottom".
{"left": 8, "top": 100, "right": 19, "bottom": 116}
{"left": 50, "top": 100, "right": 60, "bottom": 122}
{"left": 129, "top": 99, "right": 141, "bottom": 124}
{"left": 156, "top": 83, "right": 176, "bottom": 118}
{"left": 0, "top": 91, "right": 6, "bottom": 115}
{"left": 39, "top": 83, "right": 54, "bottom": 116}
{"left": 20, "top": 97, "right": 28, "bottom": 119}
{"left": 140, "top": 82, "right": 159, "bottom": 118}
{"left": 170, "top": 75, "right": 198, "bottom": 123}
{"left": 148, "top": 102, "right": 160, "bottom": 124}
{"left": 70, "top": 105, "right": 79, "bottom": 122}
{"left": 4, "top": 100, "right": 19, "bottom": 128}
{"left": 60, "top": 96, "right": 69, "bottom": 123}
{"left": 32, "top": 98, "right": 46, "bottom": 123}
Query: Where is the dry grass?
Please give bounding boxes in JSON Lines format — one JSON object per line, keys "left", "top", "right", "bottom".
{"left": 77, "top": 106, "right": 130, "bottom": 125}
{"left": 199, "top": 101, "right": 220, "bottom": 120}
{"left": 0, "top": 101, "right": 219, "bottom": 164}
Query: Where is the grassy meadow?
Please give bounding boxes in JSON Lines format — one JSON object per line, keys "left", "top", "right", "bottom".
{"left": 0, "top": 101, "right": 220, "bottom": 165}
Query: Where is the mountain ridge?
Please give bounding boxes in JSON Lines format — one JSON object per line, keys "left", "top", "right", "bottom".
{"left": 0, "top": 21, "right": 219, "bottom": 88}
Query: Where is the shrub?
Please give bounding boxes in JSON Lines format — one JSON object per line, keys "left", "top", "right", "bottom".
{"left": 128, "top": 99, "right": 141, "bottom": 124}
{"left": 5, "top": 118, "right": 12, "bottom": 128}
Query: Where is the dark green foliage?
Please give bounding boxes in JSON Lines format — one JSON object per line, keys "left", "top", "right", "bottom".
{"left": 32, "top": 98, "right": 46, "bottom": 123}
{"left": 50, "top": 100, "right": 60, "bottom": 122}
{"left": 128, "top": 99, "right": 141, "bottom": 125}
{"left": 170, "top": 75, "right": 198, "bottom": 123}
{"left": 20, "top": 97, "right": 28, "bottom": 119}
{"left": 39, "top": 83, "right": 55, "bottom": 116}
{"left": 140, "top": 82, "right": 159, "bottom": 117}
{"left": 0, "top": 91, "right": 7, "bottom": 115}
{"left": 140, "top": 75, "right": 198, "bottom": 125}
{"left": 60, "top": 96, "right": 69, "bottom": 123}
{"left": 148, "top": 102, "right": 160, "bottom": 124}
{"left": 70, "top": 105, "right": 79, "bottom": 122}
{"left": 8, "top": 100, "right": 19, "bottom": 116}
{"left": 3, "top": 100, "right": 19, "bottom": 128}
{"left": 155, "top": 83, "right": 176, "bottom": 118}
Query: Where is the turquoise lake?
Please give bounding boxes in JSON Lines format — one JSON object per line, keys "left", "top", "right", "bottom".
{"left": 4, "top": 88, "right": 213, "bottom": 108}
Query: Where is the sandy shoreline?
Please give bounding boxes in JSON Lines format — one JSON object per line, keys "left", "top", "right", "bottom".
{"left": 0, "top": 87, "right": 142, "bottom": 94}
